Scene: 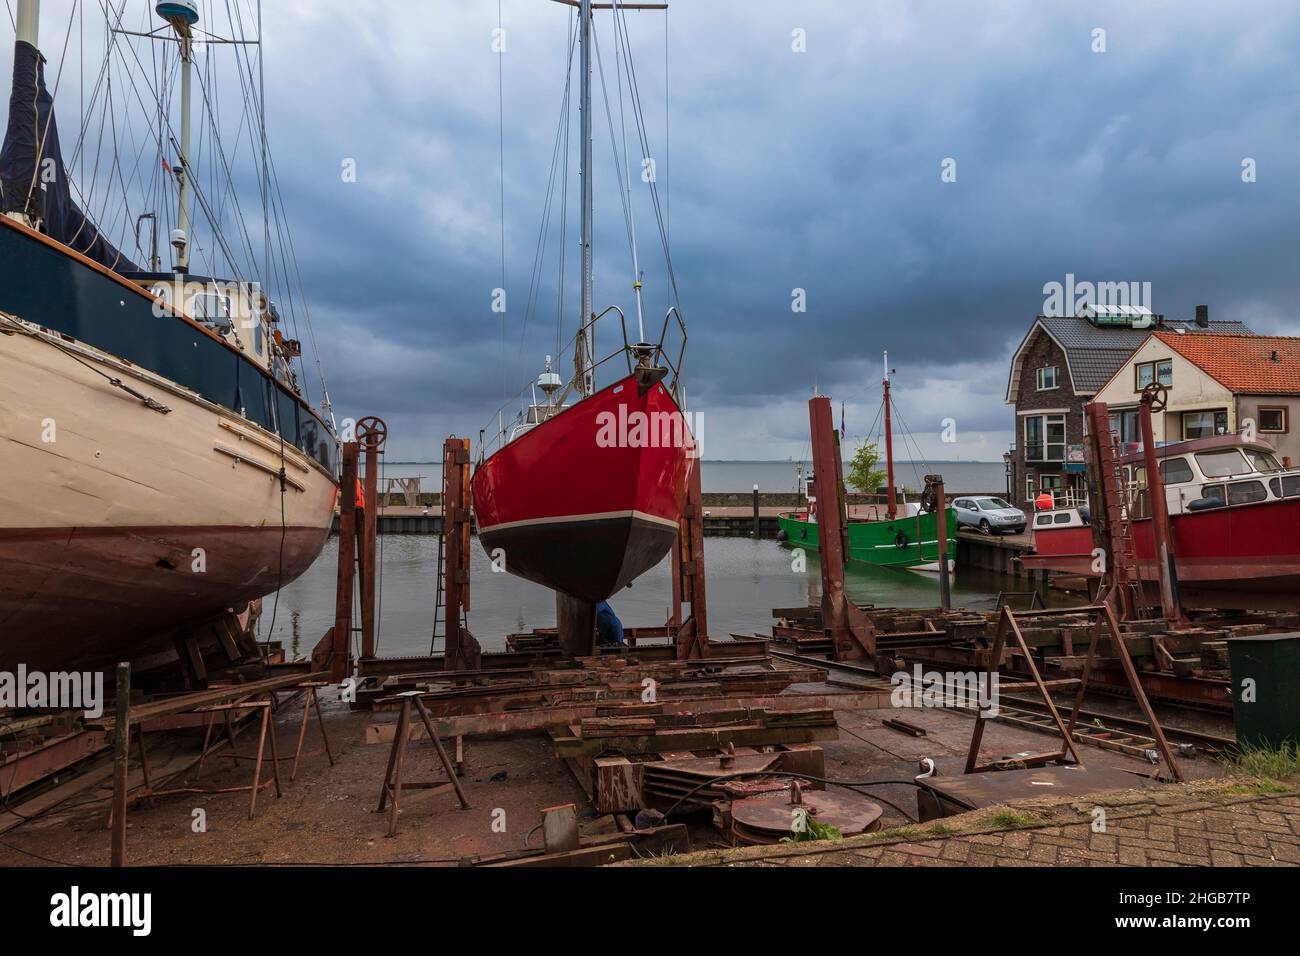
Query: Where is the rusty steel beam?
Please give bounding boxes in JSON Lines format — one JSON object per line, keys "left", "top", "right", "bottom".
{"left": 442, "top": 436, "right": 482, "bottom": 671}
{"left": 673, "top": 459, "right": 709, "bottom": 659}
{"left": 358, "top": 418, "right": 386, "bottom": 659}
{"left": 1138, "top": 389, "right": 1188, "bottom": 626}
{"left": 808, "top": 396, "right": 878, "bottom": 661}
{"left": 332, "top": 441, "right": 360, "bottom": 683}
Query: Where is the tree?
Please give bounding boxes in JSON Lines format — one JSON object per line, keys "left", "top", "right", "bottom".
{"left": 845, "top": 440, "right": 886, "bottom": 494}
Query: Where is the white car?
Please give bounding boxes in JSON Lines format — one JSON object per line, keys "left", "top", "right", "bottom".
{"left": 951, "top": 496, "right": 1027, "bottom": 535}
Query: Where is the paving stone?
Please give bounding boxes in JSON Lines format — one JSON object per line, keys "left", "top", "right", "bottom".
{"left": 672, "top": 790, "right": 1300, "bottom": 869}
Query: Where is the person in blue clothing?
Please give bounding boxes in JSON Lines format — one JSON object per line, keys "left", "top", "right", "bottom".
{"left": 594, "top": 600, "right": 625, "bottom": 646}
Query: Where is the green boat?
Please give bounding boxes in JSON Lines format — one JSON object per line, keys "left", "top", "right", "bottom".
{"left": 777, "top": 506, "right": 956, "bottom": 570}
{"left": 778, "top": 352, "right": 956, "bottom": 572}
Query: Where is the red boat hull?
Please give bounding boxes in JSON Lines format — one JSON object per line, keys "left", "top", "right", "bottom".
{"left": 471, "top": 374, "right": 692, "bottom": 603}
{"left": 1022, "top": 498, "right": 1300, "bottom": 610}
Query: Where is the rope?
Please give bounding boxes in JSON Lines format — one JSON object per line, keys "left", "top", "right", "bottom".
{"left": 0, "top": 314, "right": 171, "bottom": 413}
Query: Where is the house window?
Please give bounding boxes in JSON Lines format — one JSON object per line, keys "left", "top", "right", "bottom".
{"left": 1023, "top": 414, "right": 1066, "bottom": 462}
{"left": 1036, "top": 366, "right": 1060, "bottom": 390}
{"left": 1182, "top": 409, "right": 1228, "bottom": 440}
{"left": 1135, "top": 359, "right": 1173, "bottom": 390}
{"left": 1025, "top": 476, "right": 1035, "bottom": 503}
{"left": 1108, "top": 408, "right": 1141, "bottom": 446}
{"left": 1258, "top": 407, "right": 1288, "bottom": 433}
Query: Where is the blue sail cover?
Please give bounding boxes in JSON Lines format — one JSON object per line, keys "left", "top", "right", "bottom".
{"left": 0, "top": 40, "right": 139, "bottom": 272}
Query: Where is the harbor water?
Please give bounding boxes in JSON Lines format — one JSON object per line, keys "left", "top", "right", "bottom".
{"left": 262, "top": 534, "right": 1036, "bottom": 659}
{"left": 371, "top": 460, "right": 1008, "bottom": 495}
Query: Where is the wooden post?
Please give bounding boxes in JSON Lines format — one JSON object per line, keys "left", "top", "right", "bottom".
{"left": 333, "top": 442, "right": 359, "bottom": 682}
{"left": 674, "top": 459, "right": 709, "bottom": 659}
{"left": 111, "top": 662, "right": 130, "bottom": 867}
{"left": 442, "top": 437, "right": 480, "bottom": 670}
{"left": 751, "top": 484, "right": 760, "bottom": 538}
{"left": 932, "top": 476, "right": 951, "bottom": 612}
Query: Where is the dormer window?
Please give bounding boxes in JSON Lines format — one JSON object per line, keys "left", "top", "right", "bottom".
{"left": 1036, "top": 366, "right": 1060, "bottom": 390}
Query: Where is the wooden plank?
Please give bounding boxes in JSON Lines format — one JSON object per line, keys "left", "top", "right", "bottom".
{"left": 85, "top": 672, "right": 326, "bottom": 730}
{"left": 365, "top": 689, "right": 887, "bottom": 743}
{"left": 487, "top": 843, "right": 633, "bottom": 867}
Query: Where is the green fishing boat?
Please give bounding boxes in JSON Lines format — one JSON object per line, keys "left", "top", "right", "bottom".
{"left": 778, "top": 352, "right": 956, "bottom": 572}
{"left": 777, "top": 505, "right": 956, "bottom": 570}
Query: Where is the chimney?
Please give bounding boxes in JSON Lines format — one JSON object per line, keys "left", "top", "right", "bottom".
{"left": 1195, "top": 304, "right": 1209, "bottom": 327}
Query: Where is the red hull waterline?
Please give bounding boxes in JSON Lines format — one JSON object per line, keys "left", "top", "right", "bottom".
{"left": 472, "top": 373, "right": 692, "bottom": 603}
{"left": 1022, "top": 498, "right": 1300, "bottom": 611}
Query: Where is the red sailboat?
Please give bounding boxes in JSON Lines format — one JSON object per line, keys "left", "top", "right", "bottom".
{"left": 471, "top": 0, "right": 693, "bottom": 649}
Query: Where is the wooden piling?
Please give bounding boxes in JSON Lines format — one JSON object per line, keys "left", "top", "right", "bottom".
{"left": 111, "top": 661, "right": 130, "bottom": 867}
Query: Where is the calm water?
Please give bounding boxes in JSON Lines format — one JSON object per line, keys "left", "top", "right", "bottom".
{"left": 262, "top": 535, "right": 1024, "bottom": 658}
{"left": 370, "top": 460, "right": 1007, "bottom": 495}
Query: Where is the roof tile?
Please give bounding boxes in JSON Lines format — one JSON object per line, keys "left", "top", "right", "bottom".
{"left": 1152, "top": 330, "right": 1300, "bottom": 393}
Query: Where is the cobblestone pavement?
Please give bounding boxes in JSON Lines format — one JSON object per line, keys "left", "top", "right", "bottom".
{"left": 636, "top": 781, "right": 1300, "bottom": 867}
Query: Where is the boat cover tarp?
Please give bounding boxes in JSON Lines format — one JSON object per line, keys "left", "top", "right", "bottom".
{"left": 0, "top": 40, "right": 139, "bottom": 272}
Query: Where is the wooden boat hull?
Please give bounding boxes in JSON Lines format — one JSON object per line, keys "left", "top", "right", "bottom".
{"left": 777, "top": 508, "right": 957, "bottom": 569}
{"left": 0, "top": 220, "right": 338, "bottom": 673}
{"left": 472, "top": 374, "right": 691, "bottom": 602}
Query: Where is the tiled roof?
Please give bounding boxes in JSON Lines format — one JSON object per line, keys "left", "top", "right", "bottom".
{"left": 1153, "top": 330, "right": 1300, "bottom": 394}
{"left": 1007, "top": 315, "right": 1255, "bottom": 397}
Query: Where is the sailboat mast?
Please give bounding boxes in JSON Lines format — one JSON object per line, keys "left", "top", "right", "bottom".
{"left": 15, "top": 0, "right": 38, "bottom": 47}
{"left": 157, "top": 4, "right": 200, "bottom": 272}
{"left": 576, "top": 0, "right": 594, "bottom": 398}
{"left": 176, "top": 33, "right": 194, "bottom": 271}
{"left": 883, "top": 350, "right": 896, "bottom": 520}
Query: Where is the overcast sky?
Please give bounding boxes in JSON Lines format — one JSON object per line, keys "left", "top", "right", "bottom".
{"left": 13, "top": 1, "right": 1300, "bottom": 461}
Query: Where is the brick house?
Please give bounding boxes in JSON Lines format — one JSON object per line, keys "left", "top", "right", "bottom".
{"left": 1004, "top": 306, "right": 1252, "bottom": 507}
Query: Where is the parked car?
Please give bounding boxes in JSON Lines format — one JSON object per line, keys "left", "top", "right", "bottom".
{"left": 951, "top": 496, "right": 1026, "bottom": 534}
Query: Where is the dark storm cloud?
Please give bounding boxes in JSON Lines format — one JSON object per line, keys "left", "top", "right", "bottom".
{"left": 39, "top": 0, "right": 1295, "bottom": 458}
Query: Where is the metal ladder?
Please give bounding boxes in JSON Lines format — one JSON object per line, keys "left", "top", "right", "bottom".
{"left": 1095, "top": 431, "right": 1148, "bottom": 620}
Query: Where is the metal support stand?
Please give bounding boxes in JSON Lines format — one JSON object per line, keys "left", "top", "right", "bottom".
{"left": 378, "top": 692, "right": 470, "bottom": 837}
{"left": 965, "top": 599, "right": 1183, "bottom": 782}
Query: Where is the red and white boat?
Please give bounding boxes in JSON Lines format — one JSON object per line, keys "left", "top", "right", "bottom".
{"left": 473, "top": 359, "right": 692, "bottom": 603}
{"left": 471, "top": 2, "right": 692, "bottom": 617}
{"left": 1022, "top": 434, "right": 1300, "bottom": 610}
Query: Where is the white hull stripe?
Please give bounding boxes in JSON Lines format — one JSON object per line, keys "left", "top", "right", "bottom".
{"left": 868, "top": 538, "right": 954, "bottom": 551}
{"left": 480, "top": 509, "right": 680, "bottom": 534}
